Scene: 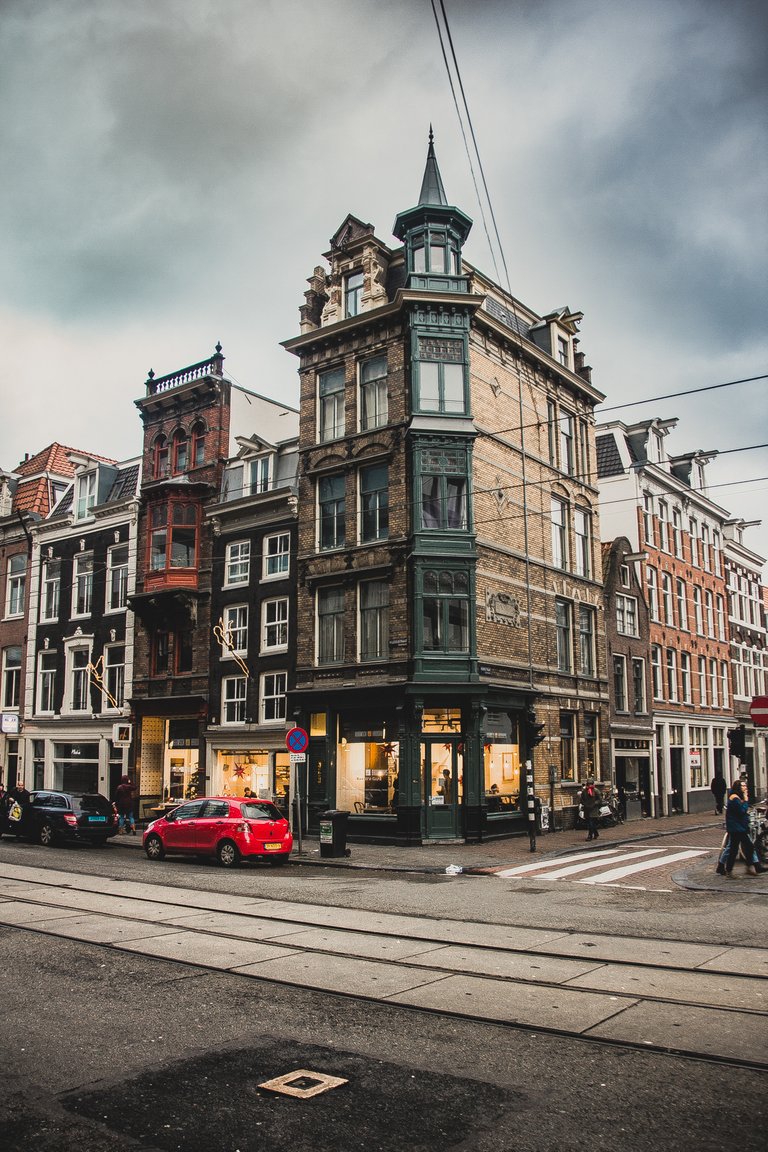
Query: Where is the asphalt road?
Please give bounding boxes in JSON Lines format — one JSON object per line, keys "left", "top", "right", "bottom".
{"left": 0, "top": 833, "right": 765, "bottom": 1152}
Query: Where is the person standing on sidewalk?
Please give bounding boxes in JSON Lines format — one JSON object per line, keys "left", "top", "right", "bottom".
{"left": 710, "top": 773, "right": 727, "bottom": 814}
{"left": 724, "top": 780, "right": 758, "bottom": 877}
{"left": 115, "top": 775, "right": 137, "bottom": 835}
{"left": 580, "top": 777, "right": 601, "bottom": 841}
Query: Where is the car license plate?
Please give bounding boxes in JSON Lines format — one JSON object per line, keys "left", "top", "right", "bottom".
{"left": 88, "top": 815, "right": 107, "bottom": 823}
{"left": 264, "top": 842, "right": 281, "bottom": 850}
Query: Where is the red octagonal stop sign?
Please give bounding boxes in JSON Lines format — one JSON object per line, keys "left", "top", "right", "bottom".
{"left": 750, "top": 696, "right": 768, "bottom": 727}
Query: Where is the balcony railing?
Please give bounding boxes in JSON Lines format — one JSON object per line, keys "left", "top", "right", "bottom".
{"left": 145, "top": 344, "right": 224, "bottom": 395}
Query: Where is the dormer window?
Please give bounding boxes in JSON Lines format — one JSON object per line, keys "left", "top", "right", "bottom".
{"left": 557, "top": 335, "right": 569, "bottom": 367}
{"left": 172, "top": 430, "right": 188, "bottom": 474}
{"left": 249, "top": 455, "right": 272, "bottom": 495}
{"left": 75, "top": 472, "right": 96, "bottom": 519}
{"left": 345, "top": 270, "right": 364, "bottom": 318}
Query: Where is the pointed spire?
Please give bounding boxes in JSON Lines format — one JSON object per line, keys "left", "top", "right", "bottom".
{"left": 418, "top": 125, "right": 448, "bottom": 207}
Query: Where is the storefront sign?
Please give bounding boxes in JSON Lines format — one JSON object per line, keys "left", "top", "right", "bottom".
{"left": 1, "top": 713, "right": 19, "bottom": 734}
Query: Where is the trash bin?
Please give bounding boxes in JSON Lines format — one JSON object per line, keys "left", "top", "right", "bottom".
{"left": 319, "top": 809, "right": 351, "bottom": 858}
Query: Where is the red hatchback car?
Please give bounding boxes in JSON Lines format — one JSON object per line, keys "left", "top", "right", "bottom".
{"left": 143, "top": 796, "right": 292, "bottom": 868}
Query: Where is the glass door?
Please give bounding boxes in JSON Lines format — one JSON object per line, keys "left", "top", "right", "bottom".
{"left": 422, "top": 739, "right": 463, "bottom": 839}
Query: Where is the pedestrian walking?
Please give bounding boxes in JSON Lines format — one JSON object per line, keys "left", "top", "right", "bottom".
{"left": 115, "top": 775, "right": 137, "bottom": 835}
{"left": 724, "top": 780, "right": 758, "bottom": 878}
{"left": 710, "top": 773, "right": 727, "bottom": 815}
{"left": 579, "top": 777, "right": 602, "bottom": 841}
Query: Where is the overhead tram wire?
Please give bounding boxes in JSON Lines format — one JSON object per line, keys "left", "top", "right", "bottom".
{"left": 597, "top": 373, "right": 768, "bottom": 413}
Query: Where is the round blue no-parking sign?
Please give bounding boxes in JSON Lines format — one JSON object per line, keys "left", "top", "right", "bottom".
{"left": 285, "top": 726, "right": 309, "bottom": 754}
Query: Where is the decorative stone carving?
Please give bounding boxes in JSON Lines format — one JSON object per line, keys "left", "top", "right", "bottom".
{"left": 486, "top": 589, "right": 522, "bottom": 627}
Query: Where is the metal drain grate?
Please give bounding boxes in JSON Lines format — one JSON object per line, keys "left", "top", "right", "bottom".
{"left": 258, "top": 1069, "right": 349, "bottom": 1099}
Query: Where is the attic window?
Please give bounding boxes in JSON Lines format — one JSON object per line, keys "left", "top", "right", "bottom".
{"left": 75, "top": 472, "right": 96, "bottom": 519}
{"left": 345, "top": 270, "right": 363, "bottom": 317}
{"left": 557, "top": 335, "right": 569, "bottom": 367}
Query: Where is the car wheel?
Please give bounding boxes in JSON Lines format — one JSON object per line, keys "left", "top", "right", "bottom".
{"left": 216, "top": 839, "right": 240, "bottom": 868}
{"left": 39, "top": 822, "right": 57, "bottom": 848}
{"left": 144, "top": 833, "right": 165, "bottom": 862}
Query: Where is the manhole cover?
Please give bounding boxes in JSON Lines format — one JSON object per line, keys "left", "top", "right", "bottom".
{"left": 258, "top": 1069, "right": 349, "bottom": 1098}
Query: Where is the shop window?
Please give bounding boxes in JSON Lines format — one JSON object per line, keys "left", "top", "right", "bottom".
{"left": 582, "top": 714, "right": 599, "bottom": 780}
{"left": 483, "top": 715, "right": 520, "bottom": 809}
{"left": 559, "top": 712, "right": 575, "bottom": 781}
{"left": 5, "top": 554, "right": 26, "bottom": 617}
{"left": 338, "top": 732, "right": 399, "bottom": 813}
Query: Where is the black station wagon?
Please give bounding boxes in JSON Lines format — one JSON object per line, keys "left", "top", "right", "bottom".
{"left": 4, "top": 791, "right": 119, "bottom": 847}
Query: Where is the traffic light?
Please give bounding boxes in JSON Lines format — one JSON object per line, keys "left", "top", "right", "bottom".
{"left": 727, "top": 725, "right": 746, "bottom": 763}
{"left": 524, "top": 707, "right": 546, "bottom": 752}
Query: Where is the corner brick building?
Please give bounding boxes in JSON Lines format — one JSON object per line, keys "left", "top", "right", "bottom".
{"left": 283, "top": 135, "right": 609, "bottom": 843}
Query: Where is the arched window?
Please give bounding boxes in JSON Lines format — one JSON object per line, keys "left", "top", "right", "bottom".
{"left": 191, "top": 421, "right": 206, "bottom": 468}
{"left": 172, "top": 429, "right": 188, "bottom": 474}
{"left": 153, "top": 435, "right": 169, "bottom": 479}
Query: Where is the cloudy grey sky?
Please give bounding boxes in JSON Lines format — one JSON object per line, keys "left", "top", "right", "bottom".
{"left": 2, "top": 0, "right": 766, "bottom": 558}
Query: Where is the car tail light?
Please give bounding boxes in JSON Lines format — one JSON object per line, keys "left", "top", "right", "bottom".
{"left": 64, "top": 814, "right": 78, "bottom": 827}
{"left": 235, "top": 822, "right": 247, "bottom": 833}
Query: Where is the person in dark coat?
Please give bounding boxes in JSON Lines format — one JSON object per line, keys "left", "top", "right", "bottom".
{"left": 115, "top": 775, "right": 137, "bottom": 834}
{"left": 724, "top": 780, "right": 757, "bottom": 877}
{"left": 710, "top": 773, "right": 727, "bottom": 814}
{"left": 7, "top": 778, "right": 32, "bottom": 837}
{"left": 579, "top": 777, "right": 602, "bottom": 841}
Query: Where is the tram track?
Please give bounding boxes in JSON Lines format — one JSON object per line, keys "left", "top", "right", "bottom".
{"left": 0, "top": 861, "right": 766, "bottom": 1071}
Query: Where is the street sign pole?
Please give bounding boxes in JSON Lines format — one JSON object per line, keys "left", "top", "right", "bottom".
{"left": 526, "top": 759, "right": 536, "bottom": 853}
{"left": 286, "top": 728, "right": 309, "bottom": 855}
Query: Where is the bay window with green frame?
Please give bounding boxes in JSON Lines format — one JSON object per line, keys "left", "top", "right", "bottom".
{"left": 419, "top": 445, "right": 469, "bottom": 531}
{"left": 414, "top": 335, "right": 467, "bottom": 415}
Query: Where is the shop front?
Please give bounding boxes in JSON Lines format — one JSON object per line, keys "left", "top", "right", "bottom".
{"left": 293, "top": 694, "right": 528, "bottom": 844}
{"left": 207, "top": 741, "right": 291, "bottom": 814}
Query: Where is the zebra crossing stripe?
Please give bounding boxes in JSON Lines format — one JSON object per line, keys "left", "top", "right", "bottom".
{"left": 532, "top": 848, "right": 665, "bottom": 880}
{"left": 576, "top": 849, "right": 709, "bottom": 885}
{"left": 495, "top": 847, "right": 662, "bottom": 879}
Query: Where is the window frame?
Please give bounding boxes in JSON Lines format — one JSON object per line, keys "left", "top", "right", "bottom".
{"left": 75, "top": 471, "right": 96, "bottom": 520}
{"left": 555, "top": 598, "right": 572, "bottom": 673}
{"left": 573, "top": 507, "right": 591, "bottom": 578}
{"left": 37, "top": 650, "right": 57, "bottom": 714}
{"left": 103, "top": 643, "right": 126, "bottom": 710}
{"left": 578, "top": 604, "right": 595, "bottom": 677}
{"left": 72, "top": 552, "right": 94, "bottom": 617}
{"left": 225, "top": 540, "right": 251, "bottom": 586}
{"left": 260, "top": 671, "right": 287, "bottom": 724}
{"left": 359, "top": 462, "right": 389, "bottom": 543}
{"left": 421, "top": 569, "right": 470, "bottom": 654}
{"left": 318, "top": 474, "right": 346, "bottom": 551}
{"left": 2, "top": 645, "right": 22, "bottom": 710}
{"left": 262, "top": 532, "right": 290, "bottom": 580}
{"left": 106, "top": 543, "right": 129, "bottom": 612}
{"left": 221, "top": 675, "right": 247, "bottom": 725}
{"left": 359, "top": 355, "right": 388, "bottom": 431}
{"left": 261, "top": 597, "right": 289, "bottom": 653}
{"left": 613, "top": 654, "right": 628, "bottom": 712}
{"left": 317, "top": 586, "right": 345, "bottom": 665}
{"left": 221, "top": 604, "right": 249, "bottom": 658}
{"left": 318, "top": 366, "right": 346, "bottom": 443}
{"left": 551, "top": 497, "right": 568, "bottom": 571}
{"left": 5, "top": 554, "right": 26, "bottom": 618}
{"left": 359, "top": 580, "right": 390, "bottom": 663}
{"left": 344, "top": 269, "right": 364, "bottom": 318}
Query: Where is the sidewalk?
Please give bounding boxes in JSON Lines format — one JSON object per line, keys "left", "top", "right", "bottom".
{"left": 116, "top": 810, "right": 735, "bottom": 879}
